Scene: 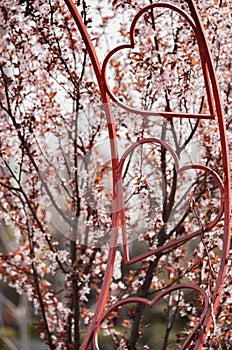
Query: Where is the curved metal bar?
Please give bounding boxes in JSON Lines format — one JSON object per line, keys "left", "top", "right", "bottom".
{"left": 102, "top": 3, "right": 215, "bottom": 119}
{"left": 63, "top": 2, "right": 120, "bottom": 349}
{"left": 129, "top": 3, "right": 197, "bottom": 41}
{"left": 93, "top": 284, "right": 209, "bottom": 350}
{"left": 117, "top": 137, "right": 180, "bottom": 172}
{"left": 185, "top": 1, "right": 231, "bottom": 348}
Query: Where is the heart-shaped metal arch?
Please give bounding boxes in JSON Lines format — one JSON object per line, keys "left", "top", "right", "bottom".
{"left": 93, "top": 284, "right": 209, "bottom": 350}
{"left": 116, "top": 138, "right": 224, "bottom": 264}
{"left": 63, "top": 1, "right": 231, "bottom": 349}
{"left": 102, "top": 2, "right": 215, "bottom": 120}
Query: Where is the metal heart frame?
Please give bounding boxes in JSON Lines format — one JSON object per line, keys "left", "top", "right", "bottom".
{"left": 101, "top": 2, "right": 215, "bottom": 120}
{"left": 93, "top": 284, "right": 209, "bottom": 350}
{"left": 118, "top": 144, "right": 225, "bottom": 264}
{"left": 64, "top": 1, "right": 231, "bottom": 349}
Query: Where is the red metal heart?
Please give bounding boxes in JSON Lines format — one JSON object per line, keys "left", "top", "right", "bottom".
{"left": 115, "top": 138, "right": 224, "bottom": 265}
{"left": 102, "top": 3, "right": 215, "bottom": 120}
{"left": 93, "top": 284, "right": 209, "bottom": 350}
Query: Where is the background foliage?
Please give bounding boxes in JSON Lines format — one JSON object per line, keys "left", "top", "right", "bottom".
{"left": 0, "top": 0, "right": 231, "bottom": 349}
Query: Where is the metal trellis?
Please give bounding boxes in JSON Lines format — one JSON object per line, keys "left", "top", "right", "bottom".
{"left": 64, "top": 1, "right": 231, "bottom": 349}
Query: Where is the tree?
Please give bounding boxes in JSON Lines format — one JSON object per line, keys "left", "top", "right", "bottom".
{"left": 0, "top": 0, "right": 231, "bottom": 349}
